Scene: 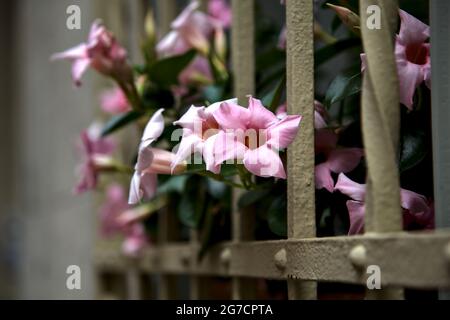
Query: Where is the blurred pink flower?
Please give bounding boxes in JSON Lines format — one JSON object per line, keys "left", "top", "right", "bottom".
{"left": 122, "top": 223, "right": 148, "bottom": 257}
{"left": 212, "top": 96, "right": 302, "bottom": 179}
{"left": 75, "top": 123, "right": 115, "bottom": 194}
{"left": 99, "top": 183, "right": 148, "bottom": 257}
{"left": 361, "top": 10, "right": 430, "bottom": 109}
{"left": 172, "top": 98, "right": 237, "bottom": 174}
{"left": 335, "top": 173, "right": 434, "bottom": 235}
{"left": 276, "top": 101, "right": 327, "bottom": 129}
{"left": 208, "top": 0, "right": 232, "bottom": 28}
{"left": 100, "top": 87, "right": 131, "bottom": 114}
{"left": 52, "top": 20, "right": 132, "bottom": 86}
{"left": 314, "top": 101, "right": 363, "bottom": 192}
{"left": 100, "top": 183, "right": 129, "bottom": 237}
{"left": 157, "top": 1, "right": 219, "bottom": 56}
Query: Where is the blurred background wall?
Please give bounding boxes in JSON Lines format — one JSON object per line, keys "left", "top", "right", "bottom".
{"left": 0, "top": 0, "right": 340, "bottom": 299}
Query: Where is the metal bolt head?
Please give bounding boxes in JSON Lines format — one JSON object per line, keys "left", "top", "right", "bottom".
{"left": 349, "top": 244, "right": 367, "bottom": 268}
{"left": 274, "top": 249, "right": 287, "bottom": 270}
{"left": 444, "top": 242, "right": 450, "bottom": 262}
{"left": 220, "top": 248, "right": 231, "bottom": 266}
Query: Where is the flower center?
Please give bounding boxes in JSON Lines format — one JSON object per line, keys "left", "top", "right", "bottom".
{"left": 405, "top": 43, "right": 429, "bottom": 65}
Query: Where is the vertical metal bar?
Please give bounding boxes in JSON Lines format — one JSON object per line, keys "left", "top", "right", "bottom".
{"left": 125, "top": 261, "right": 141, "bottom": 300}
{"left": 359, "top": 0, "right": 403, "bottom": 299}
{"left": 430, "top": 0, "right": 450, "bottom": 301}
{"left": 155, "top": 0, "right": 179, "bottom": 300}
{"left": 158, "top": 0, "right": 177, "bottom": 38}
{"left": 286, "top": 0, "right": 317, "bottom": 300}
{"left": 231, "top": 0, "right": 257, "bottom": 300}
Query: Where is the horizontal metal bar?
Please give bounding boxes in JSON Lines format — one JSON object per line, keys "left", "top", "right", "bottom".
{"left": 95, "top": 231, "right": 450, "bottom": 289}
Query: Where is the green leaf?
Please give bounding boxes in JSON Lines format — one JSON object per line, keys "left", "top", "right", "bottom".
{"left": 148, "top": 49, "right": 197, "bottom": 87}
{"left": 400, "top": 130, "right": 427, "bottom": 173}
{"left": 177, "top": 176, "right": 206, "bottom": 228}
{"left": 267, "top": 195, "right": 287, "bottom": 237}
{"left": 101, "top": 111, "right": 143, "bottom": 137}
{"left": 315, "top": 38, "right": 360, "bottom": 68}
{"left": 206, "top": 178, "right": 227, "bottom": 199}
{"left": 157, "top": 175, "right": 189, "bottom": 194}
{"left": 238, "top": 189, "right": 271, "bottom": 208}
{"left": 203, "top": 84, "right": 224, "bottom": 103}
{"left": 261, "top": 76, "right": 286, "bottom": 112}
{"left": 324, "top": 72, "right": 361, "bottom": 108}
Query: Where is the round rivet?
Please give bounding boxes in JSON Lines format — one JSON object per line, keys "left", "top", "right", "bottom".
{"left": 274, "top": 249, "right": 287, "bottom": 270}
{"left": 444, "top": 243, "right": 450, "bottom": 262}
{"left": 220, "top": 248, "right": 231, "bottom": 265}
{"left": 349, "top": 245, "right": 367, "bottom": 268}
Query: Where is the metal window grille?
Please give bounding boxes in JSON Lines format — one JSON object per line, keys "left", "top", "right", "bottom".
{"left": 94, "top": 0, "right": 450, "bottom": 300}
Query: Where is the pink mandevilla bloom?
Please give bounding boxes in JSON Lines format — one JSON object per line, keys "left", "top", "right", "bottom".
{"left": 208, "top": 0, "right": 232, "bottom": 29}
{"left": 334, "top": 173, "right": 434, "bottom": 235}
{"left": 129, "top": 109, "right": 186, "bottom": 204}
{"left": 156, "top": 1, "right": 223, "bottom": 92}
{"left": 100, "top": 183, "right": 130, "bottom": 237}
{"left": 172, "top": 98, "right": 237, "bottom": 174}
{"left": 52, "top": 20, "right": 132, "bottom": 86}
{"left": 212, "top": 96, "right": 302, "bottom": 179}
{"left": 122, "top": 223, "right": 148, "bottom": 257}
{"left": 75, "top": 123, "right": 115, "bottom": 194}
{"left": 314, "top": 102, "right": 364, "bottom": 192}
{"left": 99, "top": 184, "right": 148, "bottom": 256}
{"left": 361, "top": 10, "right": 430, "bottom": 109}
{"left": 100, "top": 87, "right": 131, "bottom": 114}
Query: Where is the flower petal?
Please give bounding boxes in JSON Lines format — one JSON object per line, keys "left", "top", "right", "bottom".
{"left": 213, "top": 100, "right": 250, "bottom": 130}
{"left": 248, "top": 96, "right": 278, "bottom": 129}
{"left": 140, "top": 172, "right": 158, "bottom": 200}
{"left": 327, "top": 148, "right": 364, "bottom": 174}
{"left": 347, "top": 200, "right": 365, "bottom": 235}
{"left": 141, "top": 108, "right": 165, "bottom": 148}
{"left": 128, "top": 172, "right": 141, "bottom": 204}
{"left": 213, "top": 130, "right": 247, "bottom": 166}
{"left": 267, "top": 115, "right": 302, "bottom": 150}
{"left": 334, "top": 173, "right": 366, "bottom": 202}
{"left": 396, "top": 48, "right": 425, "bottom": 109}
{"left": 136, "top": 147, "right": 154, "bottom": 173}
{"left": 202, "top": 134, "right": 221, "bottom": 174}
{"left": 173, "top": 105, "right": 204, "bottom": 130}
{"left": 171, "top": 130, "right": 203, "bottom": 170}
{"left": 243, "top": 145, "right": 286, "bottom": 179}
{"left": 71, "top": 58, "right": 91, "bottom": 86}
{"left": 398, "top": 9, "right": 430, "bottom": 45}
{"left": 315, "top": 163, "right": 334, "bottom": 192}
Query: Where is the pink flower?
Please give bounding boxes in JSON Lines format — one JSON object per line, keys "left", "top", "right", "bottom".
{"left": 52, "top": 20, "right": 132, "bottom": 86}
{"left": 315, "top": 130, "right": 363, "bottom": 192}
{"left": 314, "top": 102, "right": 363, "bottom": 192}
{"left": 156, "top": 2, "right": 219, "bottom": 56}
{"left": 99, "top": 183, "right": 149, "bottom": 257}
{"left": 208, "top": 0, "right": 232, "bottom": 29}
{"left": 277, "top": 101, "right": 327, "bottom": 128}
{"left": 99, "top": 184, "right": 129, "bottom": 237}
{"left": 334, "top": 173, "right": 434, "bottom": 235}
{"left": 172, "top": 98, "right": 237, "bottom": 174}
{"left": 122, "top": 223, "right": 148, "bottom": 257}
{"left": 100, "top": 87, "right": 131, "bottom": 114}
{"left": 129, "top": 109, "right": 186, "bottom": 204}
{"left": 361, "top": 10, "right": 430, "bottom": 109}
{"left": 178, "top": 55, "right": 213, "bottom": 88}
{"left": 212, "top": 97, "right": 302, "bottom": 179}
{"left": 75, "top": 123, "right": 115, "bottom": 194}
